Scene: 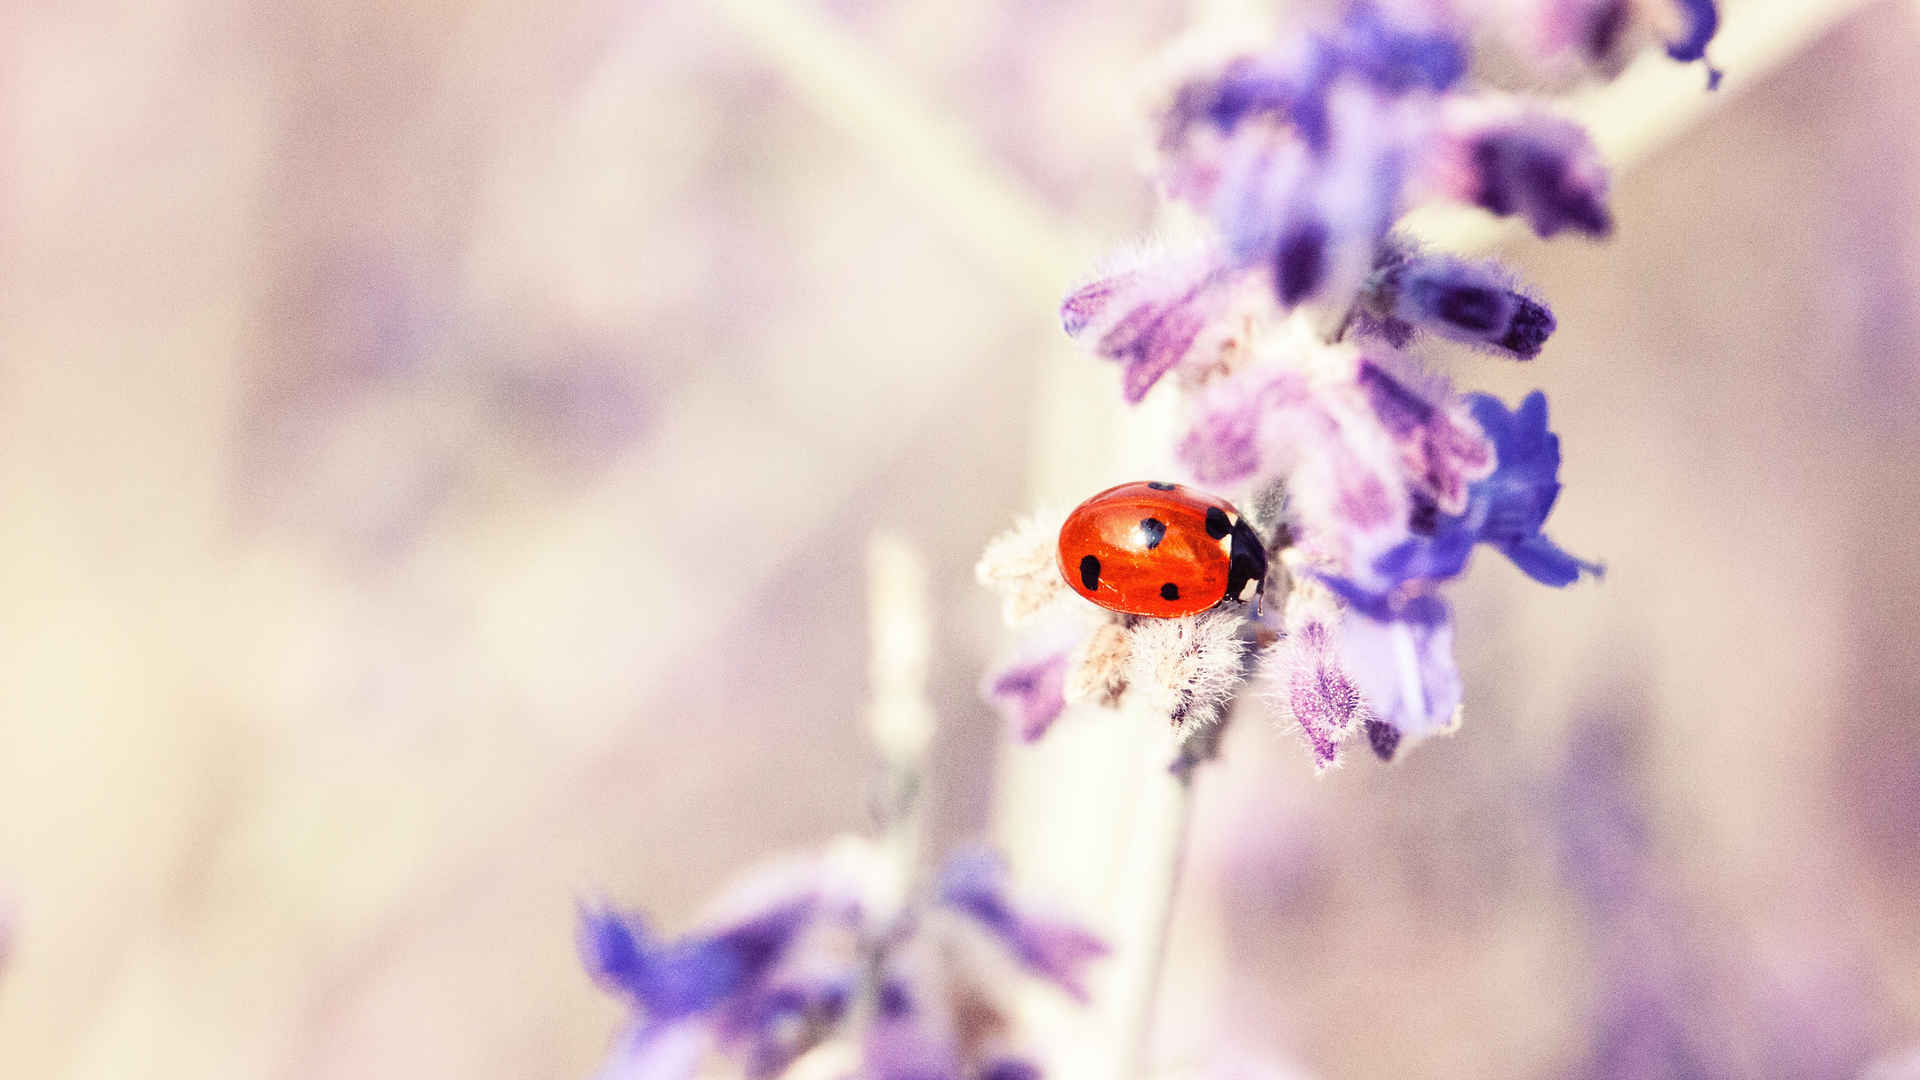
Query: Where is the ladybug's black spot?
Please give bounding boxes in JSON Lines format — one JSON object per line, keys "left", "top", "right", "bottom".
{"left": 1160, "top": 583, "right": 1180, "bottom": 602}
{"left": 1146, "top": 481, "right": 1177, "bottom": 491}
{"left": 1204, "top": 506, "right": 1232, "bottom": 539}
{"left": 1079, "top": 555, "right": 1101, "bottom": 591}
{"left": 1137, "top": 517, "right": 1167, "bottom": 550}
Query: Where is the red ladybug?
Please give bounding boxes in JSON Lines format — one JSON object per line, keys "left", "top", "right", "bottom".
{"left": 1057, "top": 481, "right": 1268, "bottom": 618}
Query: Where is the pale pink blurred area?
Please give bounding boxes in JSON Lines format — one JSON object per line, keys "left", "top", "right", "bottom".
{"left": 2, "top": 2, "right": 1919, "bottom": 1079}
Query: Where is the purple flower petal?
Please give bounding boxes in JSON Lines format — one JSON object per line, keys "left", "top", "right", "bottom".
{"left": 1059, "top": 273, "right": 1135, "bottom": 337}
{"left": 1424, "top": 107, "right": 1612, "bottom": 238}
{"left": 936, "top": 851, "right": 1108, "bottom": 1001}
{"left": 1176, "top": 368, "right": 1311, "bottom": 487}
{"left": 1362, "top": 389, "right": 1599, "bottom": 591}
{"left": 1274, "top": 605, "right": 1367, "bottom": 770}
{"left": 1058, "top": 260, "right": 1236, "bottom": 403}
{"left": 594, "top": 1022, "right": 712, "bottom": 1080}
{"left": 1663, "top": 0, "right": 1719, "bottom": 64}
{"left": 720, "top": 978, "right": 855, "bottom": 1078}
{"left": 980, "top": 1060, "right": 1043, "bottom": 1080}
{"left": 1196, "top": 90, "right": 1401, "bottom": 311}
{"left": 983, "top": 650, "right": 1071, "bottom": 743}
{"left": 1355, "top": 360, "right": 1495, "bottom": 517}
{"left": 578, "top": 899, "right": 815, "bottom": 1021}
{"left": 1501, "top": 532, "right": 1602, "bottom": 587}
{"left": 1331, "top": 3, "right": 1466, "bottom": 97}
{"left": 864, "top": 1015, "right": 964, "bottom": 1080}
{"left": 1159, "top": 5, "right": 1460, "bottom": 158}
{"left": 1335, "top": 600, "right": 1462, "bottom": 742}
{"left": 1473, "top": 120, "right": 1611, "bottom": 236}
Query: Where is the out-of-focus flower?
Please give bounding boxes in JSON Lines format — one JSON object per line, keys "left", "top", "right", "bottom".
{"left": 983, "top": 649, "right": 1072, "bottom": 743}
{"left": 580, "top": 899, "right": 818, "bottom": 1023}
{"left": 1661, "top": 0, "right": 1720, "bottom": 68}
{"left": 580, "top": 842, "right": 1102, "bottom": 1080}
{"left": 1483, "top": 0, "right": 1721, "bottom": 86}
{"left": 935, "top": 852, "right": 1109, "bottom": 1001}
{"left": 1161, "top": 3, "right": 1464, "bottom": 156}
{"left": 1416, "top": 101, "right": 1613, "bottom": 237}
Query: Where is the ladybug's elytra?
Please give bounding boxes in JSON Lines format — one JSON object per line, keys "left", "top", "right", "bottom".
{"left": 1057, "top": 481, "right": 1268, "bottom": 618}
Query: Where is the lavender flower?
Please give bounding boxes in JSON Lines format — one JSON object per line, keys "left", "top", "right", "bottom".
{"left": 936, "top": 851, "right": 1109, "bottom": 1001}
{"left": 580, "top": 843, "right": 1102, "bottom": 1080}
{"left": 1164, "top": 3, "right": 1463, "bottom": 155}
{"left": 1484, "top": 0, "right": 1722, "bottom": 86}
{"left": 988, "top": 0, "right": 1718, "bottom": 765}
{"left": 1060, "top": 253, "right": 1260, "bottom": 403}
{"left": 1354, "top": 359, "right": 1494, "bottom": 517}
{"left": 1421, "top": 103, "right": 1613, "bottom": 237}
{"left": 1662, "top": 0, "right": 1720, "bottom": 68}
{"left": 1368, "top": 390, "right": 1601, "bottom": 592}
{"left": 1325, "top": 588, "right": 1462, "bottom": 748}
{"left": 983, "top": 649, "right": 1071, "bottom": 743}
{"left": 580, "top": 899, "right": 816, "bottom": 1022}
{"left": 1354, "top": 242, "right": 1557, "bottom": 359}
{"left": 1265, "top": 581, "right": 1368, "bottom": 770}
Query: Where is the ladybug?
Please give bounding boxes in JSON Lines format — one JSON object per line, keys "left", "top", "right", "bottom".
{"left": 1057, "top": 481, "right": 1268, "bottom": 618}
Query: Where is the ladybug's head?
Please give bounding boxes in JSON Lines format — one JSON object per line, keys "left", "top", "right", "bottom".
{"left": 1225, "top": 518, "right": 1268, "bottom": 604}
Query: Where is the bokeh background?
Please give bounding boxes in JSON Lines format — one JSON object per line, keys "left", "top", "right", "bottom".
{"left": 2, "top": 0, "right": 1919, "bottom": 1077}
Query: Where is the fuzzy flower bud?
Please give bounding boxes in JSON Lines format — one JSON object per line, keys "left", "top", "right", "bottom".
{"left": 976, "top": 511, "right": 1070, "bottom": 624}
{"left": 1355, "top": 241, "right": 1557, "bottom": 359}
{"left": 1264, "top": 578, "right": 1369, "bottom": 771}
{"left": 1127, "top": 607, "right": 1254, "bottom": 730}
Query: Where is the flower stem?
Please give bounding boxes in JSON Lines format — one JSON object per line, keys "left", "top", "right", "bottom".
{"left": 1106, "top": 724, "right": 1205, "bottom": 1080}
{"left": 867, "top": 531, "right": 936, "bottom": 915}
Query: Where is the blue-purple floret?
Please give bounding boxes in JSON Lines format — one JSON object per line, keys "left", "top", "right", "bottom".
{"left": 1319, "top": 576, "right": 1452, "bottom": 626}
{"left": 1665, "top": 0, "right": 1719, "bottom": 63}
{"left": 1362, "top": 250, "right": 1557, "bottom": 359}
{"left": 1370, "top": 390, "right": 1601, "bottom": 591}
{"left": 1201, "top": 57, "right": 1296, "bottom": 136}
{"left": 981, "top": 1060, "right": 1043, "bottom": 1080}
{"left": 733, "top": 980, "right": 855, "bottom": 1077}
{"left": 1332, "top": 3, "right": 1466, "bottom": 97}
{"left": 1471, "top": 132, "right": 1613, "bottom": 237}
{"left": 936, "top": 851, "right": 1108, "bottom": 1001}
{"left": 1400, "top": 268, "right": 1555, "bottom": 358}
{"left": 578, "top": 899, "right": 813, "bottom": 1021}
{"left": 1183, "top": 4, "right": 1463, "bottom": 155}
{"left": 1665, "top": 0, "right": 1723, "bottom": 89}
